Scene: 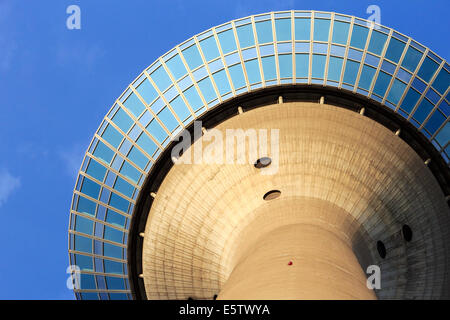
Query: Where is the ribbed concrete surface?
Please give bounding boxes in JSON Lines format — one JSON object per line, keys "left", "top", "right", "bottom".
{"left": 141, "top": 102, "right": 450, "bottom": 299}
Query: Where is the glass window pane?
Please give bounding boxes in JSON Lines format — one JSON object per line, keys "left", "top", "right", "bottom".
{"left": 418, "top": 57, "right": 439, "bottom": 82}
{"left": 119, "top": 161, "right": 140, "bottom": 184}
{"left": 106, "top": 210, "right": 126, "bottom": 228}
{"left": 295, "top": 18, "right": 310, "bottom": 40}
{"left": 236, "top": 24, "right": 255, "bottom": 48}
{"left": 75, "top": 215, "right": 94, "bottom": 235}
{"left": 295, "top": 54, "right": 309, "bottom": 78}
{"left": 401, "top": 46, "right": 422, "bottom": 72}
{"left": 103, "top": 243, "right": 122, "bottom": 259}
{"left": 432, "top": 68, "right": 450, "bottom": 94}
{"left": 255, "top": 20, "right": 273, "bottom": 44}
{"left": 128, "top": 147, "right": 148, "bottom": 170}
{"left": 77, "top": 196, "right": 96, "bottom": 216}
{"left": 327, "top": 56, "right": 343, "bottom": 82}
{"left": 75, "top": 254, "right": 93, "bottom": 271}
{"left": 136, "top": 133, "right": 157, "bottom": 156}
{"left": 368, "top": 30, "right": 387, "bottom": 55}
{"left": 373, "top": 71, "right": 392, "bottom": 97}
{"left": 112, "top": 109, "right": 133, "bottom": 133}
{"left": 261, "top": 56, "right": 277, "bottom": 80}
{"left": 109, "top": 193, "right": 129, "bottom": 213}
{"left": 385, "top": 38, "right": 405, "bottom": 63}
{"left": 278, "top": 54, "right": 292, "bottom": 78}
{"left": 217, "top": 29, "right": 237, "bottom": 54}
{"left": 86, "top": 159, "right": 107, "bottom": 182}
{"left": 387, "top": 79, "right": 407, "bottom": 104}
{"left": 199, "top": 36, "right": 220, "bottom": 61}
{"left": 123, "top": 93, "right": 145, "bottom": 117}
{"left": 332, "top": 21, "right": 349, "bottom": 45}
{"left": 158, "top": 107, "right": 178, "bottom": 131}
{"left": 212, "top": 69, "right": 231, "bottom": 95}
{"left": 147, "top": 119, "right": 167, "bottom": 143}
{"left": 413, "top": 99, "right": 434, "bottom": 123}
{"left": 228, "top": 63, "right": 247, "bottom": 88}
{"left": 81, "top": 178, "right": 101, "bottom": 199}
{"left": 425, "top": 110, "right": 446, "bottom": 135}
{"left": 166, "top": 54, "right": 187, "bottom": 80}
{"left": 435, "top": 122, "right": 450, "bottom": 146}
{"left": 313, "top": 19, "right": 330, "bottom": 42}
{"left": 102, "top": 125, "right": 123, "bottom": 148}
{"left": 350, "top": 25, "right": 369, "bottom": 49}
{"left": 104, "top": 260, "right": 124, "bottom": 275}
{"left": 198, "top": 77, "right": 217, "bottom": 102}
{"left": 74, "top": 234, "right": 92, "bottom": 253}
{"left": 182, "top": 45, "right": 203, "bottom": 70}
{"left": 150, "top": 66, "right": 172, "bottom": 92}
{"left": 275, "top": 18, "right": 291, "bottom": 41}
{"left": 358, "top": 65, "right": 376, "bottom": 90}
{"left": 106, "top": 277, "right": 125, "bottom": 290}
{"left": 244, "top": 59, "right": 261, "bottom": 84}
{"left": 312, "top": 54, "right": 326, "bottom": 78}
{"left": 400, "top": 88, "right": 421, "bottom": 113}
{"left": 114, "top": 177, "right": 134, "bottom": 198}
{"left": 104, "top": 226, "right": 123, "bottom": 243}
{"left": 343, "top": 60, "right": 360, "bottom": 85}
{"left": 80, "top": 274, "right": 97, "bottom": 290}
{"left": 93, "top": 141, "right": 114, "bottom": 165}
{"left": 184, "top": 86, "right": 203, "bottom": 110}
{"left": 171, "top": 96, "right": 192, "bottom": 120}
{"left": 136, "top": 79, "right": 158, "bottom": 105}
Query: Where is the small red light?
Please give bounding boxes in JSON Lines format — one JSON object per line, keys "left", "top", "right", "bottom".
{"left": 288, "top": 261, "right": 293, "bottom": 266}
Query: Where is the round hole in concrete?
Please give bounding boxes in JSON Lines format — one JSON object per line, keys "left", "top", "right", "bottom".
{"left": 263, "top": 190, "right": 281, "bottom": 200}
{"left": 254, "top": 157, "right": 272, "bottom": 169}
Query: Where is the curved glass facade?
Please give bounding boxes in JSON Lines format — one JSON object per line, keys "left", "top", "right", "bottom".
{"left": 68, "top": 10, "right": 449, "bottom": 300}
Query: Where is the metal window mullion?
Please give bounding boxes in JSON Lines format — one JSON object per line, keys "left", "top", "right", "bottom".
{"left": 353, "top": 25, "right": 374, "bottom": 92}
{"left": 271, "top": 12, "right": 280, "bottom": 84}
{"left": 368, "top": 29, "right": 393, "bottom": 97}
{"left": 396, "top": 48, "right": 429, "bottom": 112}
{"left": 70, "top": 208, "right": 130, "bottom": 233}
{"left": 175, "top": 46, "right": 209, "bottom": 109}
{"left": 407, "top": 60, "right": 444, "bottom": 121}
{"left": 382, "top": 38, "right": 410, "bottom": 104}
{"left": 193, "top": 35, "right": 224, "bottom": 101}
{"left": 291, "top": 10, "right": 296, "bottom": 81}
{"left": 338, "top": 16, "right": 354, "bottom": 88}
{"left": 143, "top": 71, "right": 183, "bottom": 132}
{"left": 308, "top": 11, "right": 314, "bottom": 84}
{"left": 250, "top": 16, "right": 265, "bottom": 87}
{"left": 158, "top": 58, "right": 196, "bottom": 117}
{"left": 104, "top": 116, "right": 157, "bottom": 164}
{"left": 69, "top": 229, "right": 127, "bottom": 248}
{"left": 323, "top": 13, "right": 334, "bottom": 85}
{"left": 68, "top": 250, "right": 127, "bottom": 263}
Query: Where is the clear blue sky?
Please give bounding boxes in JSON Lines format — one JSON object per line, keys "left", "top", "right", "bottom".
{"left": 0, "top": 0, "right": 448, "bottom": 299}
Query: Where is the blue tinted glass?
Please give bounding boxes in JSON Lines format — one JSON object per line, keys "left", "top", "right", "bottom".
{"left": 373, "top": 71, "right": 392, "bottom": 97}
{"left": 104, "top": 260, "right": 123, "bottom": 274}
{"left": 109, "top": 193, "right": 129, "bottom": 213}
{"left": 385, "top": 38, "right": 405, "bottom": 63}
{"left": 123, "top": 93, "right": 145, "bottom": 117}
{"left": 432, "top": 69, "right": 450, "bottom": 94}
{"left": 435, "top": 122, "right": 450, "bottom": 146}
{"left": 75, "top": 215, "right": 94, "bottom": 235}
{"left": 77, "top": 196, "right": 96, "bottom": 216}
{"left": 368, "top": 30, "right": 387, "bottom": 55}
{"left": 102, "top": 125, "right": 123, "bottom": 148}
{"left": 103, "top": 243, "right": 122, "bottom": 259}
{"left": 244, "top": 59, "right": 261, "bottom": 83}
{"left": 182, "top": 45, "right": 203, "bottom": 70}
{"left": 413, "top": 99, "right": 434, "bottom": 123}
{"left": 228, "top": 63, "right": 247, "bottom": 88}
{"left": 236, "top": 24, "right": 255, "bottom": 48}
{"left": 147, "top": 119, "right": 167, "bottom": 143}
{"left": 112, "top": 109, "right": 133, "bottom": 133}
{"left": 212, "top": 69, "right": 231, "bottom": 95}
{"left": 128, "top": 147, "right": 148, "bottom": 170}
{"left": 261, "top": 56, "right": 277, "bottom": 80}
{"left": 327, "top": 56, "right": 343, "bottom": 81}
{"left": 418, "top": 57, "right": 439, "bottom": 82}
{"left": 295, "top": 18, "right": 310, "bottom": 40}
{"left": 81, "top": 274, "right": 96, "bottom": 290}
{"left": 74, "top": 234, "right": 92, "bottom": 253}
{"left": 255, "top": 20, "right": 273, "bottom": 44}
{"left": 150, "top": 66, "right": 172, "bottom": 92}
{"left": 400, "top": 88, "right": 421, "bottom": 113}
{"left": 279, "top": 54, "right": 292, "bottom": 78}
{"left": 275, "top": 18, "right": 291, "bottom": 41}
{"left": 86, "top": 159, "right": 107, "bottom": 182}
{"left": 106, "top": 210, "right": 126, "bottom": 228}
{"left": 136, "top": 133, "right": 157, "bottom": 156}
{"left": 387, "top": 79, "right": 407, "bottom": 104}
{"left": 312, "top": 54, "right": 326, "bottom": 78}
{"left": 425, "top": 111, "right": 446, "bottom": 135}
{"left": 350, "top": 25, "right": 369, "bottom": 49}
{"left": 198, "top": 77, "right": 217, "bottom": 102}
{"left": 76, "top": 254, "right": 93, "bottom": 271}
{"left": 295, "top": 54, "right": 309, "bottom": 78}
{"left": 184, "top": 86, "right": 203, "bottom": 110}
{"left": 136, "top": 79, "right": 158, "bottom": 105}
{"left": 81, "top": 178, "right": 101, "bottom": 199}
{"left": 106, "top": 277, "right": 125, "bottom": 290}
{"left": 104, "top": 226, "right": 123, "bottom": 243}
{"left": 114, "top": 177, "right": 134, "bottom": 198}
{"left": 218, "top": 29, "right": 237, "bottom": 54}
{"left": 313, "top": 19, "right": 330, "bottom": 42}
{"left": 81, "top": 293, "right": 98, "bottom": 300}
{"left": 93, "top": 141, "right": 114, "bottom": 164}
{"left": 158, "top": 107, "right": 179, "bottom": 131}
{"left": 166, "top": 54, "right": 187, "bottom": 80}
{"left": 358, "top": 65, "right": 377, "bottom": 90}
{"left": 401, "top": 46, "right": 422, "bottom": 72}
{"left": 119, "top": 161, "right": 140, "bottom": 184}
{"left": 343, "top": 60, "right": 360, "bottom": 85}
{"left": 332, "top": 21, "right": 349, "bottom": 45}
{"left": 200, "top": 36, "right": 220, "bottom": 61}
